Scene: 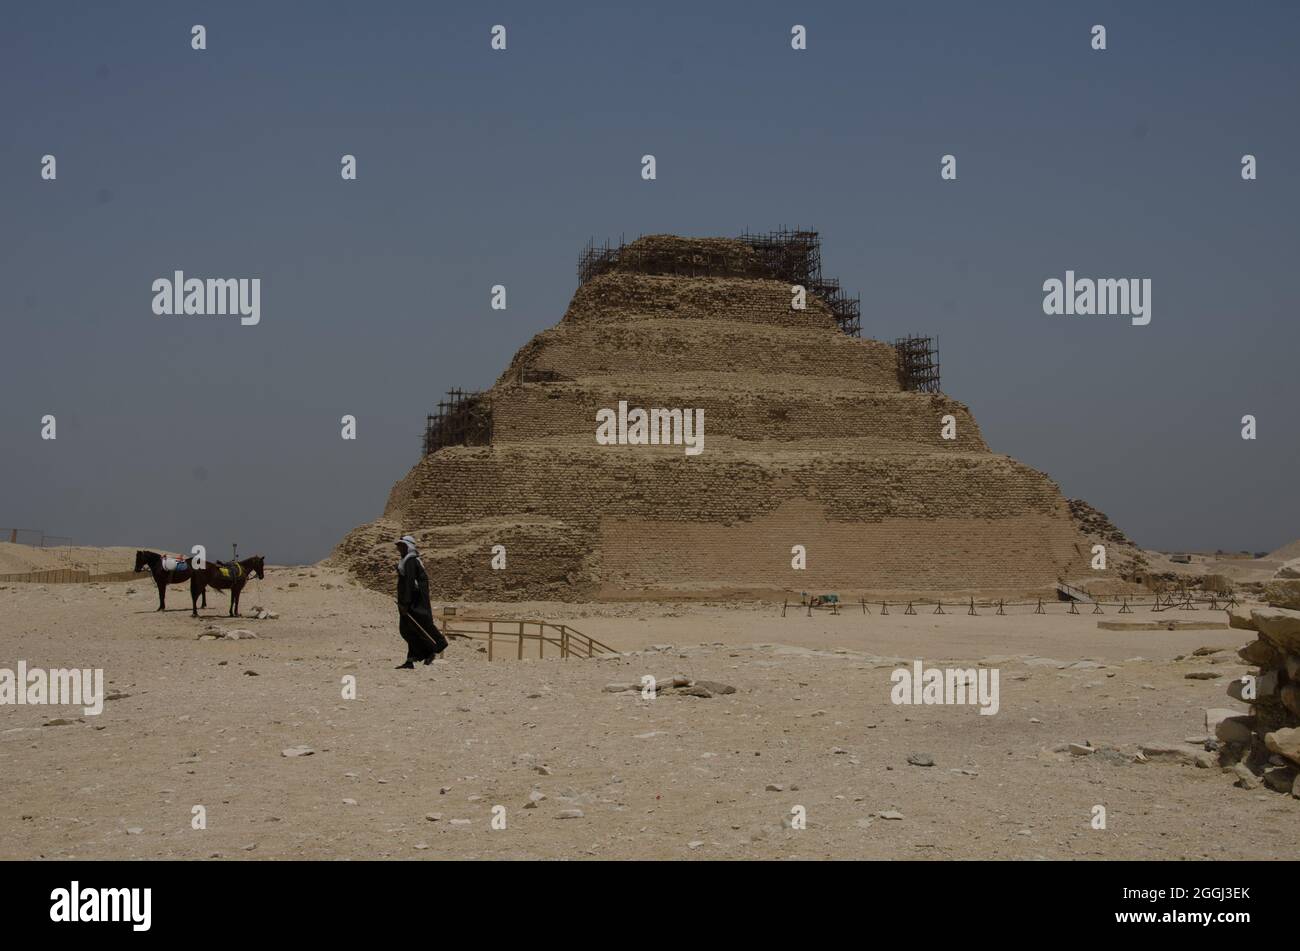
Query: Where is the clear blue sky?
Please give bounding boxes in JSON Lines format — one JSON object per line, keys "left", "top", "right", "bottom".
{"left": 2, "top": 1, "right": 1296, "bottom": 563}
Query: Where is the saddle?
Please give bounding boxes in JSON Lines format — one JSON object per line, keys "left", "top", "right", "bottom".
{"left": 214, "top": 562, "right": 245, "bottom": 582}
{"left": 161, "top": 556, "right": 189, "bottom": 574}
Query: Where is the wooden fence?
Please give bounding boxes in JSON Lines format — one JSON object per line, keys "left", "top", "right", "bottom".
{"left": 436, "top": 615, "right": 616, "bottom": 661}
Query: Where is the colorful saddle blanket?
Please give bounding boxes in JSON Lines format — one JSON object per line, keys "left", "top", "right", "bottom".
{"left": 214, "top": 562, "right": 245, "bottom": 582}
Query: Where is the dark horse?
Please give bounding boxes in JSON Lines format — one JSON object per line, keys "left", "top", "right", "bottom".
{"left": 134, "top": 550, "right": 205, "bottom": 612}
{"left": 190, "top": 555, "right": 265, "bottom": 618}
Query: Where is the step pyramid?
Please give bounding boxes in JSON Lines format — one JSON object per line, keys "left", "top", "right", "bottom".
{"left": 334, "top": 232, "right": 1103, "bottom": 599}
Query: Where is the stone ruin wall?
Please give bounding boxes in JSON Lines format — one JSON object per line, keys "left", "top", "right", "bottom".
{"left": 1216, "top": 581, "right": 1300, "bottom": 797}
{"left": 333, "top": 234, "right": 1106, "bottom": 600}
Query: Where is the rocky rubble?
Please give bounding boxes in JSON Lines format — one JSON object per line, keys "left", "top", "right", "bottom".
{"left": 1220, "top": 580, "right": 1300, "bottom": 797}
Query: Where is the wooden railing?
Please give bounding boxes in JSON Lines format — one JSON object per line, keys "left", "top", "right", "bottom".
{"left": 435, "top": 615, "right": 617, "bottom": 661}
{"left": 1055, "top": 580, "right": 1096, "bottom": 603}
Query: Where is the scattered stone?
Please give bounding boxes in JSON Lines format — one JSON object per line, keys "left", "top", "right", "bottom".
{"left": 1184, "top": 671, "right": 1218, "bottom": 680}
{"left": 1213, "top": 715, "right": 1254, "bottom": 745}
{"left": 556, "top": 809, "right": 584, "bottom": 819}
{"left": 1068, "top": 743, "right": 1095, "bottom": 756}
{"left": 424, "top": 813, "right": 442, "bottom": 822}
{"left": 906, "top": 753, "right": 934, "bottom": 767}
{"left": 678, "top": 685, "right": 714, "bottom": 698}
{"left": 281, "top": 746, "right": 315, "bottom": 757}
{"left": 603, "top": 683, "right": 635, "bottom": 693}
{"left": 1229, "top": 763, "right": 1259, "bottom": 789}
{"left": 1138, "top": 742, "right": 1215, "bottom": 768}
{"left": 694, "top": 680, "right": 737, "bottom": 695}
{"left": 342, "top": 798, "right": 358, "bottom": 806}
{"left": 1262, "top": 766, "right": 1298, "bottom": 793}
{"left": 877, "top": 810, "right": 904, "bottom": 820}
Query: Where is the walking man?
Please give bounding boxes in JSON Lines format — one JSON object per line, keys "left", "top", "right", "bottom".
{"left": 394, "top": 535, "right": 447, "bottom": 669}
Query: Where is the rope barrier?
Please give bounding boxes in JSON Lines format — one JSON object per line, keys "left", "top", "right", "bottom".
{"left": 777, "top": 589, "right": 1237, "bottom": 617}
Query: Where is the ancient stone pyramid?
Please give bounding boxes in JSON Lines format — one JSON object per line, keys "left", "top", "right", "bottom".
{"left": 334, "top": 232, "right": 1104, "bottom": 599}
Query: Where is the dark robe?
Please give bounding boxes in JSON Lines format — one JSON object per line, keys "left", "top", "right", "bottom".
{"left": 397, "top": 556, "right": 447, "bottom": 661}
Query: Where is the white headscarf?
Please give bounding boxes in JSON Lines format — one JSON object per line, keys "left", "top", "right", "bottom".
{"left": 396, "top": 535, "right": 422, "bottom": 575}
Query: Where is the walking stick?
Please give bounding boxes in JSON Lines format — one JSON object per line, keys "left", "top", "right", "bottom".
{"left": 396, "top": 602, "right": 443, "bottom": 653}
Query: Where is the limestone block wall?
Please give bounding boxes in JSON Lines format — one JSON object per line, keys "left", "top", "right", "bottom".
{"left": 336, "top": 444, "right": 1088, "bottom": 598}
{"left": 333, "top": 514, "right": 593, "bottom": 600}
{"left": 381, "top": 446, "right": 1067, "bottom": 527}
{"left": 597, "top": 506, "right": 1085, "bottom": 595}
{"left": 498, "top": 319, "right": 900, "bottom": 390}
{"left": 490, "top": 381, "right": 987, "bottom": 451}
{"left": 563, "top": 273, "right": 842, "bottom": 332}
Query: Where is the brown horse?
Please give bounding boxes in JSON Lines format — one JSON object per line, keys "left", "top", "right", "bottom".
{"left": 134, "top": 550, "right": 205, "bottom": 612}
{"left": 190, "top": 555, "right": 265, "bottom": 618}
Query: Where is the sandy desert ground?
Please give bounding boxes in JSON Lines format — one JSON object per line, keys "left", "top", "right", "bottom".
{"left": 2, "top": 561, "right": 1297, "bottom": 861}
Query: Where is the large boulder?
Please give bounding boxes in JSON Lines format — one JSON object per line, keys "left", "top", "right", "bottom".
{"left": 1282, "top": 684, "right": 1300, "bottom": 719}
{"left": 1227, "top": 603, "right": 1257, "bottom": 632}
{"left": 1273, "top": 562, "right": 1300, "bottom": 581}
{"left": 1251, "top": 606, "right": 1300, "bottom": 653}
{"left": 1208, "top": 710, "right": 1253, "bottom": 745}
{"left": 1238, "top": 637, "right": 1281, "bottom": 667}
{"left": 1264, "top": 578, "right": 1300, "bottom": 608}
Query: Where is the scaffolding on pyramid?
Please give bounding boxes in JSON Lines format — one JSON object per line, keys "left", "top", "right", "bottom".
{"left": 423, "top": 388, "right": 493, "bottom": 456}
{"left": 577, "top": 229, "right": 861, "bottom": 337}
{"left": 893, "top": 335, "right": 941, "bottom": 393}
